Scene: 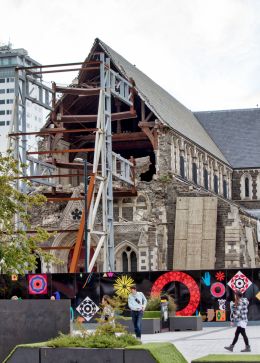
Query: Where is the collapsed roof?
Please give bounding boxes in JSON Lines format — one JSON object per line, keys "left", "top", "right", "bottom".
{"left": 87, "top": 38, "right": 229, "bottom": 164}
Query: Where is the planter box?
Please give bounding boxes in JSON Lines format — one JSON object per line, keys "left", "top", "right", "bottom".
{"left": 125, "top": 349, "right": 156, "bottom": 363}
{"left": 4, "top": 347, "right": 40, "bottom": 363}
{"left": 41, "top": 347, "right": 124, "bottom": 363}
{"left": 119, "top": 318, "right": 161, "bottom": 334}
{"left": 169, "top": 316, "right": 202, "bottom": 331}
{"left": 0, "top": 300, "right": 70, "bottom": 363}
{"left": 5, "top": 347, "right": 157, "bottom": 363}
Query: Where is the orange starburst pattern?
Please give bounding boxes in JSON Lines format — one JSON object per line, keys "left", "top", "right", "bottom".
{"left": 215, "top": 271, "right": 225, "bottom": 281}
{"left": 113, "top": 275, "right": 135, "bottom": 298}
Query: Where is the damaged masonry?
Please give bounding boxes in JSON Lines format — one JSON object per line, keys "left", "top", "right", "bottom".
{"left": 10, "top": 38, "right": 260, "bottom": 273}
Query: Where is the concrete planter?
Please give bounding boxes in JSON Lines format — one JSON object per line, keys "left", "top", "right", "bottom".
{"left": 5, "top": 347, "right": 157, "bottom": 363}
{"left": 0, "top": 300, "right": 70, "bottom": 363}
{"left": 119, "top": 318, "right": 161, "bottom": 334}
{"left": 169, "top": 316, "right": 202, "bottom": 331}
{"left": 4, "top": 347, "right": 40, "bottom": 363}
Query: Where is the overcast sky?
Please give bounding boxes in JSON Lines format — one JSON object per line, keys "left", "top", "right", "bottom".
{"left": 1, "top": 0, "right": 260, "bottom": 111}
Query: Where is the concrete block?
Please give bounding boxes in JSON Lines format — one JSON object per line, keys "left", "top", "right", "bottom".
{"left": 0, "top": 300, "right": 70, "bottom": 363}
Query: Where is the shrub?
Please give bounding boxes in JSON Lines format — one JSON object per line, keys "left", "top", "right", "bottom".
{"left": 146, "top": 294, "right": 176, "bottom": 314}
{"left": 46, "top": 332, "right": 139, "bottom": 349}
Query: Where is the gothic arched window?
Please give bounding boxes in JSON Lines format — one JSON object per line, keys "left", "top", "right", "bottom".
{"left": 118, "top": 245, "right": 138, "bottom": 272}
{"left": 214, "top": 175, "right": 219, "bottom": 194}
{"left": 223, "top": 179, "right": 228, "bottom": 198}
{"left": 192, "top": 163, "right": 197, "bottom": 184}
{"left": 122, "top": 252, "right": 128, "bottom": 272}
{"left": 240, "top": 173, "right": 253, "bottom": 200}
{"left": 204, "top": 169, "right": 209, "bottom": 190}
{"left": 245, "top": 177, "right": 250, "bottom": 198}
{"left": 130, "top": 251, "right": 137, "bottom": 271}
{"left": 180, "top": 156, "right": 185, "bottom": 178}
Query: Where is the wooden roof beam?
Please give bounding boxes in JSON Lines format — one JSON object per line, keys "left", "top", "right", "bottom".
{"left": 27, "top": 148, "right": 94, "bottom": 155}
{"left": 55, "top": 86, "right": 101, "bottom": 96}
{"left": 9, "top": 128, "right": 97, "bottom": 137}
{"left": 60, "top": 111, "right": 137, "bottom": 123}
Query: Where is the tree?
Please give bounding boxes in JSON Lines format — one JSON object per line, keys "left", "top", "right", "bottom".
{"left": 0, "top": 151, "right": 54, "bottom": 274}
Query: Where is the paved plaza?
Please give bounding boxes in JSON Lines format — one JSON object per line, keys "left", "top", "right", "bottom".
{"left": 141, "top": 325, "right": 260, "bottom": 362}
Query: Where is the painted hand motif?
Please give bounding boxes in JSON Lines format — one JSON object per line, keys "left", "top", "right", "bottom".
{"left": 202, "top": 272, "right": 211, "bottom": 286}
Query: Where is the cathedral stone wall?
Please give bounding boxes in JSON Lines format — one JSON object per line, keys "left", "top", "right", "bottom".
{"left": 30, "top": 126, "right": 260, "bottom": 273}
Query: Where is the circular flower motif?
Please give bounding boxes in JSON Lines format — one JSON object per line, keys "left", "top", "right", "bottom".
{"left": 151, "top": 272, "right": 200, "bottom": 316}
{"left": 210, "top": 282, "right": 225, "bottom": 298}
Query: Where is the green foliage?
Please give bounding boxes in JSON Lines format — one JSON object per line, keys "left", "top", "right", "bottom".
{"left": 146, "top": 295, "right": 161, "bottom": 311}
{"left": 0, "top": 151, "right": 56, "bottom": 274}
{"left": 143, "top": 311, "right": 161, "bottom": 318}
{"left": 146, "top": 294, "right": 176, "bottom": 313}
{"left": 95, "top": 294, "right": 129, "bottom": 334}
{"left": 46, "top": 332, "right": 140, "bottom": 349}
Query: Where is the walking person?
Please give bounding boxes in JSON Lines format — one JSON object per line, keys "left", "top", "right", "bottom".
{"left": 101, "top": 295, "right": 115, "bottom": 326}
{"left": 224, "top": 291, "right": 251, "bottom": 352}
{"left": 128, "top": 285, "right": 147, "bottom": 339}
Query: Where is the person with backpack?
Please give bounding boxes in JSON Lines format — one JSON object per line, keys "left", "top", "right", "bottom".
{"left": 224, "top": 291, "right": 251, "bottom": 352}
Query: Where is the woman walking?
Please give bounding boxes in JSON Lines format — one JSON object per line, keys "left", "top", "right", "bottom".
{"left": 101, "top": 295, "right": 115, "bottom": 326}
{"left": 224, "top": 291, "right": 251, "bottom": 352}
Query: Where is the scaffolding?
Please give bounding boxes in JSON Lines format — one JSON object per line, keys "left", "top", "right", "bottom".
{"left": 9, "top": 53, "right": 136, "bottom": 272}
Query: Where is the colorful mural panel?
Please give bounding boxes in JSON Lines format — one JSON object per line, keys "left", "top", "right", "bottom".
{"left": 0, "top": 268, "right": 260, "bottom": 322}
{"left": 28, "top": 274, "right": 48, "bottom": 295}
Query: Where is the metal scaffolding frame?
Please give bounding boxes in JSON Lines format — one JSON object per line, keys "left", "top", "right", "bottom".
{"left": 9, "top": 53, "right": 135, "bottom": 272}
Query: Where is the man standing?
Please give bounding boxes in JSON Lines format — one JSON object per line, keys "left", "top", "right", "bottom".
{"left": 128, "top": 285, "right": 147, "bottom": 339}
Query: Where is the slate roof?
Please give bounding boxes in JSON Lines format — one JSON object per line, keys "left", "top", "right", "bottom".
{"left": 194, "top": 109, "right": 260, "bottom": 168}
{"left": 92, "top": 39, "right": 229, "bottom": 164}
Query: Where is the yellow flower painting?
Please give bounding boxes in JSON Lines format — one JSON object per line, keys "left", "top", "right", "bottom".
{"left": 113, "top": 275, "right": 135, "bottom": 298}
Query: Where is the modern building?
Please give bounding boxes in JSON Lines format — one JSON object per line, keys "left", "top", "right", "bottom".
{"left": 0, "top": 44, "right": 45, "bottom": 153}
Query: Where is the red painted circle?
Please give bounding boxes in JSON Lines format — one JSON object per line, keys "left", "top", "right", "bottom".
{"left": 210, "top": 282, "right": 225, "bottom": 298}
{"left": 151, "top": 272, "right": 200, "bottom": 316}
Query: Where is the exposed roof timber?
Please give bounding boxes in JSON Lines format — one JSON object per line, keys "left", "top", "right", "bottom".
{"left": 43, "top": 161, "right": 89, "bottom": 169}
{"left": 59, "top": 111, "right": 137, "bottom": 123}
{"left": 73, "top": 131, "right": 148, "bottom": 142}
{"left": 9, "top": 128, "right": 97, "bottom": 137}
{"left": 27, "top": 148, "right": 94, "bottom": 155}
{"left": 16, "top": 61, "right": 101, "bottom": 70}
{"left": 55, "top": 86, "right": 101, "bottom": 96}
{"left": 28, "top": 66, "right": 100, "bottom": 75}
{"left": 16, "top": 173, "right": 84, "bottom": 180}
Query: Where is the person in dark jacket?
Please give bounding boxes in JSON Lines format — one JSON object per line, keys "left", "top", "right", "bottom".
{"left": 224, "top": 291, "right": 251, "bottom": 352}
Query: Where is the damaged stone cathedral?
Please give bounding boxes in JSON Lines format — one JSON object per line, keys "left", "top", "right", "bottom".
{"left": 31, "top": 38, "right": 260, "bottom": 273}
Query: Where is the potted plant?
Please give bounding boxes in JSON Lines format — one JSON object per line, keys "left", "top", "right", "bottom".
{"left": 145, "top": 294, "right": 177, "bottom": 317}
